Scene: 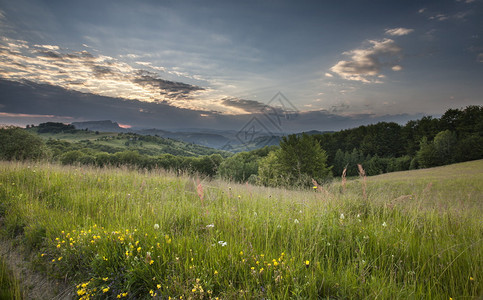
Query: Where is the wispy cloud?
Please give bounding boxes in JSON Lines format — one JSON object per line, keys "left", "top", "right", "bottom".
{"left": 0, "top": 112, "right": 72, "bottom": 119}
{"left": 385, "top": 28, "right": 414, "bottom": 36}
{"left": 329, "top": 39, "right": 403, "bottom": 83}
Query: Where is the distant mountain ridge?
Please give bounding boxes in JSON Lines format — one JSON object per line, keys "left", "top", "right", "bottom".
{"left": 71, "top": 120, "right": 128, "bottom": 132}
{"left": 70, "top": 120, "right": 331, "bottom": 151}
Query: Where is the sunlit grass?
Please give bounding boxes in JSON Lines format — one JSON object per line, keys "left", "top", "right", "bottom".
{"left": 0, "top": 160, "right": 481, "bottom": 299}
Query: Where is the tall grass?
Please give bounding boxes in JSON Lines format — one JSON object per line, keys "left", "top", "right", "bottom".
{"left": 0, "top": 160, "right": 481, "bottom": 299}
{"left": 0, "top": 257, "right": 23, "bottom": 299}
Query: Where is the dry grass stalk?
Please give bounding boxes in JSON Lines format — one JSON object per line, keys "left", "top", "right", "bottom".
{"left": 311, "top": 178, "right": 329, "bottom": 196}
{"left": 357, "top": 164, "right": 367, "bottom": 199}
{"left": 423, "top": 182, "right": 433, "bottom": 194}
{"left": 196, "top": 178, "right": 204, "bottom": 206}
{"left": 341, "top": 166, "right": 347, "bottom": 193}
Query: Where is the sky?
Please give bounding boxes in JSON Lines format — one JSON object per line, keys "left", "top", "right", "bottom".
{"left": 0, "top": 0, "right": 482, "bottom": 133}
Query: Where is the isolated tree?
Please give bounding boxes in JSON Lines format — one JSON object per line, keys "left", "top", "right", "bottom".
{"left": 279, "top": 134, "right": 331, "bottom": 184}
{"left": 0, "top": 126, "right": 45, "bottom": 160}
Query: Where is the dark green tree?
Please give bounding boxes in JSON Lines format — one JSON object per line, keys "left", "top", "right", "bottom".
{"left": 0, "top": 126, "right": 45, "bottom": 160}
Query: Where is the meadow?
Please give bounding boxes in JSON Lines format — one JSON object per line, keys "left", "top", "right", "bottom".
{"left": 0, "top": 160, "right": 481, "bottom": 299}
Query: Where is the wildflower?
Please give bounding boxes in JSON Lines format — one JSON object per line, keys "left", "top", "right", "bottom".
{"left": 154, "top": 223, "right": 160, "bottom": 230}
{"left": 294, "top": 219, "right": 299, "bottom": 224}
{"left": 58, "top": 256, "right": 63, "bottom": 261}
{"left": 137, "top": 247, "right": 142, "bottom": 252}
{"left": 259, "top": 268, "right": 264, "bottom": 273}
{"left": 470, "top": 277, "right": 474, "bottom": 281}
{"left": 41, "top": 253, "right": 46, "bottom": 257}
{"left": 382, "top": 222, "right": 387, "bottom": 227}
{"left": 239, "top": 251, "right": 243, "bottom": 255}
{"left": 149, "top": 260, "right": 154, "bottom": 265}
{"left": 157, "top": 284, "right": 161, "bottom": 289}
{"left": 273, "top": 261, "right": 279, "bottom": 267}
{"left": 305, "top": 260, "right": 310, "bottom": 267}
{"left": 102, "top": 287, "right": 110, "bottom": 293}
{"left": 340, "top": 213, "right": 345, "bottom": 220}
{"left": 102, "top": 277, "right": 108, "bottom": 281}
{"left": 150, "top": 289, "right": 157, "bottom": 297}
{"left": 214, "top": 270, "right": 218, "bottom": 275}
{"left": 218, "top": 241, "right": 227, "bottom": 247}
{"left": 206, "top": 223, "right": 215, "bottom": 228}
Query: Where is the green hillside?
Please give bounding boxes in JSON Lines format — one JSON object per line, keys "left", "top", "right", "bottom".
{"left": 0, "top": 160, "right": 481, "bottom": 299}
{"left": 26, "top": 123, "right": 230, "bottom": 157}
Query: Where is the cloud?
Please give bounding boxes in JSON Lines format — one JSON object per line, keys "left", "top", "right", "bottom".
{"left": 385, "top": 28, "right": 414, "bottom": 36}
{"left": 391, "top": 65, "right": 402, "bottom": 71}
{"left": 220, "top": 98, "right": 268, "bottom": 113}
{"left": 329, "top": 39, "right": 403, "bottom": 83}
{"left": 0, "top": 37, "right": 206, "bottom": 106}
{"left": 133, "top": 70, "right": 204, "bottom": 99}
{"left": 0, "top": 112, "right": 72, "bottom": 118}
{"left": 324, "top": 72, "right": 333, "bottom": 77}
{"left": 418, "top": 8, "right": 426, "bottom": 14}
{"left": 478, "top": 53, "right": 483, "bottom": 63}
{"left": 429, "top": 14, "right": 448, "bottom": 21}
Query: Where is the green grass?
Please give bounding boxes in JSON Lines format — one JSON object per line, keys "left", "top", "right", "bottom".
{"left": 0, "top": 160, "right": 481, "bottom": 299}
{"left": 0, "top": 256, "right": 23, "bottom": 300}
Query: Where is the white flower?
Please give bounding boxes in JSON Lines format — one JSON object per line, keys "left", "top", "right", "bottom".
{"left": 340, "top": 213, "right": 345, "bottom": 220}
{"left": 206, "top": 224, "right": 215, "bottom": 228}
{"left": 294, "top": 219, "right": 299, "bottom": 224}
{"left": 357, "top": 214, "right": 361, "bottom": 218}
{"left": 153, "top": 224, "right": 160, "bottom": 230}
{"left": 218, "top": 241, "right": 227, "bottom": 247}
{"left": 382, "top": 222, "right": 387, "bottom": 227}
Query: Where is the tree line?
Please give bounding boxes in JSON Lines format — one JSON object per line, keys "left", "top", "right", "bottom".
{"left": 1, "top": 106, "right": 481, "bottom": 188}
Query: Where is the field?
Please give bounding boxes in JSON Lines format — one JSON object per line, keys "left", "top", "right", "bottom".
{"left": 0, "top": 160, "right": 482, "bottom": 299}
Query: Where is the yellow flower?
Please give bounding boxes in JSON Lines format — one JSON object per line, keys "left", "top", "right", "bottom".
{"left": 470, "top": 276, "right": 474, "bottom": 281}
{"left": 41, "top": 253, "right": 45, "bottom": 257}
{"left": 259, "top": 268, "right": 264, "bottom": 273}
{"left": 214, "top": 270, "right": 218, "bottom": 275}
{"left": 305, "top": 260, "right": 310, "bottom": 266}
{"left": 102, "top": 277, "right": 108, "bottom": 281}
{"left": 149, "top": 260, "right": 154, "bottom": 265}
{"left": 58, "top": 256, "right": 63, "bottom": 261}
{"left": 137, "top": 247, "right": 142, "bottom": 252}
{"left": 102, "top": 287, "right": 110, "bottom": 293}
{"left": 274, "top": 261, "right": 279, "bottom": 266}
{"left": 239, "top": 251, "right": 243, "bottom": 255}
{"left": 157, "top": 284, "right": 161, "bottom": 289}
{"left": 77, "top": 289, "right": 86, "bottom": 296}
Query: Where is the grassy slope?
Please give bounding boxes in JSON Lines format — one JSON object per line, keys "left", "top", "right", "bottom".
{"left": 0, "top": 160, "right": 481, "bottom": 299}
{"left": 27, "top": 128, "right": 228, "bottom": 157}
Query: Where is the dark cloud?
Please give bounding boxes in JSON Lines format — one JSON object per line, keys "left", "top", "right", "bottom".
{"left": 133, "top": 70, "right": 204, "bottom": 99}
{"left": 0, "top": 79, "right": 424, "bottom": 132}
{"left": 221, "top": 98, "right": 268, "bottom": 113}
